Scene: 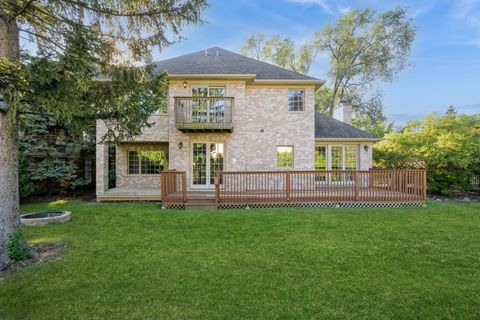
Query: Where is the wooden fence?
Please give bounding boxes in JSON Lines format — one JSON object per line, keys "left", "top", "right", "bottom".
{"left": 160, "top": 170, "right": 186, "bottom": 207}
{"left": 454, "top": 174, "right": 480, "bottom": 195}
{"left": 215, "top": 170, "right": 427, "bottom": 207}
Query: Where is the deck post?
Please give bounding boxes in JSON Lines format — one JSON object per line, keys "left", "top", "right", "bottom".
{"left": 160, "top": 172, "right": 165, "bottom": 202}
{"left": 286, "top": 172, "right": 291, "bottom": 201}
{"left": 423, "top": 170, "right": 427, "bottom": 201}
{"left": 215, "top": 173, "right": 220, "bottom": 207}
{"left": 182, "top": 172, "right": 187, "bottom": 202}
{"left": 354, "top": 171, "right": 359, "bottom": 201}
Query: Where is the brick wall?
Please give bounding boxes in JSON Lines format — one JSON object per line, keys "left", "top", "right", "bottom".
{"left": 166, "top": 81, "right": 316, "bottom": 188}
{"left": 116, "top": 142, "right": 168, "bottom": 188}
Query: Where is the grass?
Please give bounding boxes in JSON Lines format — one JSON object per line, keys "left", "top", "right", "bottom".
{"left": 1, "top": 201, "right": 480, "bottom": 319}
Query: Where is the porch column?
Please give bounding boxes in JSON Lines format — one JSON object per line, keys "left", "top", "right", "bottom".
{"left": 96, "top": 142, "right": 109, "bottom": 198}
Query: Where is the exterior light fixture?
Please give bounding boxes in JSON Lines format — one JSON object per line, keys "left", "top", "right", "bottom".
{"left": 183, "top": 81, "right": 187, "bottom": 89}
{"left": 178, "top": 141, "right": 183, "bottom": 149}
{"left": 364, "top": 145, "right": 369, "bottom": 152}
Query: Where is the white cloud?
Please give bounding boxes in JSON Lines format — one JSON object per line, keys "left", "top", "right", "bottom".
{"left": 285, "top": 0, "right": 335, "bottom": 15}
{"left": 285, "top": 0, "right": 439, "bottom": 18}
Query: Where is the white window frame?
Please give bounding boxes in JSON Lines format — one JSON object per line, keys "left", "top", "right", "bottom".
{"left": 191, "top": 86, "right": 226, "bottom": 97}
{"left": 190, "top": 141, "right": 226, "bottom": 189}
{"left": 315, "top": 145, "right": 328, "bottom": 170}
{"left": 276, "top": 145, "right": 294, "bottom": 169}
{"left": 314, "top": 144, "right": 359, "bottom": 170}
{"left": 127, "top": 150, "right": 167, "bottom": 176}
{"left": 287, "top": 89, "right": 305, "bottom": 112}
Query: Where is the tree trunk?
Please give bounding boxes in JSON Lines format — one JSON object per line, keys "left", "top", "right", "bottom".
{"left": 0, "top": 15, "right": 21, "bottom": 268}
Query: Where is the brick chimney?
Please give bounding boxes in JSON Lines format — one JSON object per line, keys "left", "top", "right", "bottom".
{"left": 333, "top": 101, "right": 353, "bottom": 125}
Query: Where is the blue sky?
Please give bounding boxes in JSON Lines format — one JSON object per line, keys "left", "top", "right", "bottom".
{"left": 153, "top": 0, "right": 480, "bottom": 124}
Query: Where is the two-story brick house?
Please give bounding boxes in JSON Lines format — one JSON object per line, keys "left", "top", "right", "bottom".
{"left": 96, "top": 47, "right": 381, "bottom": 201}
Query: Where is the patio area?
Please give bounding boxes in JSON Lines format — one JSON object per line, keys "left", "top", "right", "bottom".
{"left": 98, "top": 188, "right": 162, "bottom": 202}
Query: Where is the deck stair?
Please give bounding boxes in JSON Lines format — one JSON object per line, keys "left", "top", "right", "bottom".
{"left": 184, "top": 191, "right": 216, "bottom": 210}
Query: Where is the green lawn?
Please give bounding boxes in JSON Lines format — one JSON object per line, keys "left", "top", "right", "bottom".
{"left": 1, "top": 201, "right": 480, "bottom": 319}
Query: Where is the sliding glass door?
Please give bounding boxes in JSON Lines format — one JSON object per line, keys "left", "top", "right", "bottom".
{"left": 315, "top": 144, "right": 359, "bottom": 182}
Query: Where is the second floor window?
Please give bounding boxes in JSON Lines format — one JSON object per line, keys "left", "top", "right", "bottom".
{"left": 192, "top": 86, "right": 225, "bottom": 97}
{"left": 288, "top": 89, "right": 304, "bottom": 111}
{"left": 190, "top": 86, "right": 226, "bottom": 124}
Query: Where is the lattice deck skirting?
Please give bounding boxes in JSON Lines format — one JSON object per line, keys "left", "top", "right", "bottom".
{"left": 217, "top": 201, "right": 425, "bottom": 209}
{"left": 162, "top": 203, "right": 185, "bottom": 209}
{"left": 162, "top": 201, "right": 426, "bottom": 209}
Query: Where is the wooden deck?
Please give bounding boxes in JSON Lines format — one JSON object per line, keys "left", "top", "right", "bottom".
{"left": 159, "top": 170, "right": 428, "bottom": 209}
{"left": 98, "top": 170, "right": 427, "bottom": 208}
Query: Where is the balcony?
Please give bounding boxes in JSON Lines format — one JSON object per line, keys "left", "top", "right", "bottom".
{"left": 174, "top": 96, "right": 234, "bottom": 132}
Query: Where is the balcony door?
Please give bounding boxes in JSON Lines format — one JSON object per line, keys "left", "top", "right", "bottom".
{"left": 191, "top": 142, "right": 225, "bottom": 189}
{"left": 191, "top": 86, "right": 225, "bottom": 124}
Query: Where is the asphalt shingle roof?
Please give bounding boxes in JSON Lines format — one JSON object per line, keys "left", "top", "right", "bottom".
{"left": 154, "top": 47, "right": 320, "bottom": 81}
{"left": 315, "top": 112, "right": 378, "bottom": 140}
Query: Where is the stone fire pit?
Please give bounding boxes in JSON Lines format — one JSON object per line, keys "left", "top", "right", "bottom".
{"left": 21, "top": 211, "right": 71, "bottom": 226}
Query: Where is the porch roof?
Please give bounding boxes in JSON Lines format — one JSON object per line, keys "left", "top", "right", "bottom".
{"left": 315, "top": 112, "right": 381, "bottom": 141}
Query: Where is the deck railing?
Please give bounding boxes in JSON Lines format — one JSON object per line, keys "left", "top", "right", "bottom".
{"left": 174, "top": 96, "right": 234, "bottom": 132}
{"left": 215, "top": 170, "right": 427, "bottom": 206}
{"left": 160, "top": 170, "right": 186, "bottom": 207}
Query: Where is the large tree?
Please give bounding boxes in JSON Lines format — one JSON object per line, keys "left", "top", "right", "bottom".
{"left": 240, "top": 8, "right": 415, "bottom": 125}
{"left": 314, "top": 7, "right": 415, "bottom": 115}
{"left": 0, "top": 0, "right": 207, "bottom": 267}
{"left": 241, "top": 33, "right": 318, "bottom": 74}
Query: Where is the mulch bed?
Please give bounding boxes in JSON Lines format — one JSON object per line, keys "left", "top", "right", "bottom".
{"left": 0, "top": 242, "right": 66, "bottom": 279}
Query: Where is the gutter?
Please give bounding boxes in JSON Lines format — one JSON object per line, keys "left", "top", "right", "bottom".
{"left": 167, "top": 74, "right": 326, "bottom": 89}
{"left": 253, "top": 79, "right": 325, "bottom": 90}
{"left": 315, "top": 137, "right": 383, "bottom": 142}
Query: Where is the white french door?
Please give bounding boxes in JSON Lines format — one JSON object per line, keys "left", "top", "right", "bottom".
{"left": 315, "top": 145, "right": 359, "bottom": 183}
{"left": 191, "top": 87, "right": 225, "bottom": 124}
{"left": 191, "top": 142, "right": 225, "bottom": 189}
